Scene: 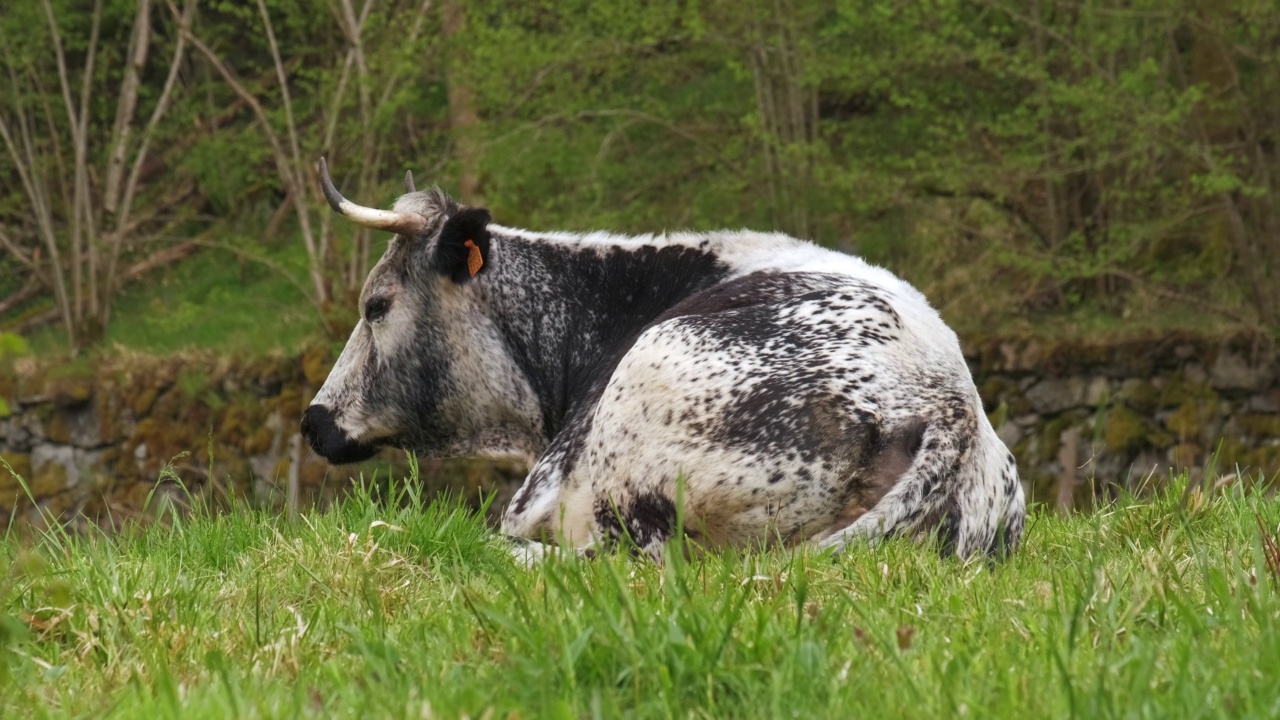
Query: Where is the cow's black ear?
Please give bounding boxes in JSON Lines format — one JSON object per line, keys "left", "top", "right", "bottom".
{"left": 433, "top": 208, "right": 492, "bottom": 283}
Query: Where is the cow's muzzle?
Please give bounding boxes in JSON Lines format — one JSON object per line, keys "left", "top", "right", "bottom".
{"left": 301, "top": 405, "right": 378, "bottom": 464}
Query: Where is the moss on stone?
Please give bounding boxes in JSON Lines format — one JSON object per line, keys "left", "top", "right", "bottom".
{"left": 1025, "top": 470, "right": 1057, "bottom": 505}
{"left": 96, "top": 392, "right": 121, "bottom": 445}
{"left": 175, "top": 368, "right": 213, "bottom": 403}
{"left": 217, "top": 404, "right": 255, "bottom": 447}
{"left": 274, "top": 387, "right": 304, "bottom": 418}
{"left": 131, "top": 385, "right": 159, "bottom": 417}
{"left": 130, "top": 418, "right": 162, "bottom": 453}
{"left": 130, "top": 415, "right": 198, "bottom": 468}
{"left": 1237, "top": 414, "right": 1280, "bottom": 438}
{"left": 114, "top": 481, "right": 157, "bottom": 512}
{"left": 47, "top": 375, "right": 93, "bottom": 409}
{"left": 45, "top": 412, "right": 73, "bottom": 444}
{"left": 302, "top": 344, "right": 334, "bottom": 387}
{"left": 1244, "top": 445, "right": 1280, "bottom": 475}
{"left": 0, "top": 452, "right": 32, "bottom": 492}
{"left": 29, "top": 462, "right": 68, "bottom": 498}
{"left": 12, "top": 362, "right": 47, "bottom": 405}
{"left": 1212, "top": 436, "right": 1248, "bottom": 467}
{"left": 1035, "top": 413, "right": 1083, "bottom": 463}
{"left": 32, "top": 402, "right": 56, "bottom": 428}
{"left": 1165, "top": 401, "right": 1208, "bottom": 441}
{"left": 1168, "top": 442, "right": 1204, "bottom": 469}
{"left": 987, "top": 401, "right": 1010, "bottom": 430}
{"left": 43, "top": 487, "right": 81, "bottom": 517}
{"left": 149, "top": 388, "right": 185, "bottom": 421}
{"left": 979, "top": 376, "right": 1016, "bottom": 409}
{"left": 1119, "top": 380, "right": 1159, "bottom": 415}
{"left": 1159, "top": 372, "right": 1218, "bottom": 410}
{"left": 1104, "top": 405, "right": 1149, "bottom": 453}
{"left": 244, "top": 426, "right": 277, "bottom": 456}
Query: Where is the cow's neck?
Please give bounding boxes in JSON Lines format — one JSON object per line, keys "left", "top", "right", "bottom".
{"left": 484, "top": 231, "right": 729, "bottom": 439}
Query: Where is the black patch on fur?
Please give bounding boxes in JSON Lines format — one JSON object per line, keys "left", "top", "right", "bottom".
{"left": 434, "top": 208, "right": 492, "bottom": 283}
{"left": 931, "top": 497, "right": 962, "bottom": 557}
{"left": 593, "top": 492, "right": 678, "bottom": 553}
{"left": 650, "top": 271, "right": 815, "bottom": 322}
{"left": 627, "top": 492, "right": 677, "bottom": 548}
{"left": 850, "top": 417, "right": 926, "bottom": 509}
{"left": 493, "top": 240, "right": 729, "bottom": 517}
{"left": 653, "top": 272, "right": 908, "bottom": 472}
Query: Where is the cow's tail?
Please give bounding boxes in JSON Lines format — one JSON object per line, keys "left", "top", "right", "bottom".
{"left": 818, "top": 404, "right": 1026, "bottom": 560}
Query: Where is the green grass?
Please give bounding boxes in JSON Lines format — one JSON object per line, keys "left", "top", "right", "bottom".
{"left": 23, "top": 230, "right": 325, "bottom": 358}
{"left": 3, "top": 472, "right": 1280, "bottom": 718}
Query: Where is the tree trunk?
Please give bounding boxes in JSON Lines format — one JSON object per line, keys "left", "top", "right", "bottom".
{"left": 441, "top": 0, "right": 482, "bottom": 205}
{"left": 1189, "top": 5, "right": 1276, "bottom": 324}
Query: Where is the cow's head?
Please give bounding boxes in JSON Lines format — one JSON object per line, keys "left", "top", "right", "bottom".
{"left": 301, "top": 159, "right": 538, "bottom": 464}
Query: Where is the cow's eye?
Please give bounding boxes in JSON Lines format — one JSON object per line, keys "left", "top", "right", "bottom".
{"left": 365, "top": 296, "right": 391, "bottom": 323}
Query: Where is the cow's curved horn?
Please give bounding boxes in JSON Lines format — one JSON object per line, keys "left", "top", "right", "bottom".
{"left": 317, "top": 157, "right": 427, "bottom": 235}
{"left": 405, "top": 170, "right": 416, "bottom": 193}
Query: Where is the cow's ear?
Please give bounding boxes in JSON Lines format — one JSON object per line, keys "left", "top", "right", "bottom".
{"left": 433, "top": 208, "right": 492, "bottom": 283}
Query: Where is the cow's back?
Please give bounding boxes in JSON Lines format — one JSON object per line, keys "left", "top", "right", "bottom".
{"left": 553, "top": 268, "right": 988, "bottom": 552}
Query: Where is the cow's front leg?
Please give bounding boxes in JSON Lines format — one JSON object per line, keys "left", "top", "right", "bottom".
{"left": 503, "top": 534, "right": 596, "bottom": 568}
{"left": 503, "top": 534, "right": 555, "bottom": 567}
{"left": 500, "top": 402, "right": 607, "bottom": 542}
{"left": 500, "top": 456, "right": 566, "bottom": 539}
{"left": 499, "top": 423, "right": 594, "bottom": 540}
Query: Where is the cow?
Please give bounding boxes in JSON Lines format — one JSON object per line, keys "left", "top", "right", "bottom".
{"left": 301, "top": 159, "right": 1026, "bottom": 562}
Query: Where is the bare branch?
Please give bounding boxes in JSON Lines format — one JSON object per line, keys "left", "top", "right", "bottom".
{"left": 376, "top": 0, "right": 433, "bottom": 109}
{"left": 104, "top": 0, "right": 154, "bottom": 217}
{"left": 442, "top": 0, "right": 482, "bottom": 204}
{"left": 256, "top": 0, "right": 307, "bottom": 193}
{"left": 185, "top": 239, "right": 328, "bottom": 322}
{"left": 121, "top": 239, "right": 202, "bottom": 283}
{"left": 254, "top": 0, "right": 327, "bottom": 302}
{"left": 42, "top": 0, "right": 93, "bottom": 324}
{"left": 0, "top": 41, "right": 75, "bottom": 345}
{"left": 1110, "top": 268, "right": 1269, "bottom": 340}
{"left": 165, "top": 0, "right": 328, "bottom": 304}
{"left": 0, "top": 276, "right": 43, "bottom": 317}
{"left": 13, "top": 307, "right": 61, "bottom": 334}
{"left": 44, "top": 0, "right": 103, "bottom": 324}
{"left": 104, "top": 0, "right": 195, "bottom": 325}
{"left": 0, "top": 224, "right": 46, "bottom": 281}
{"left": 164, "top": 0, "right": 288, "bottom": 186}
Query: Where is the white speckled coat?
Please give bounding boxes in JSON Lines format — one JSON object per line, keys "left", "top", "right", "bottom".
{"left": 303, "top": 187, "right": 1026, "bottom": 561}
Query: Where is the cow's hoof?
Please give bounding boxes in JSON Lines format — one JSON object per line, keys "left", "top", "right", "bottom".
{"left": 506, "top": 538, "right": 553, "bottom": 568}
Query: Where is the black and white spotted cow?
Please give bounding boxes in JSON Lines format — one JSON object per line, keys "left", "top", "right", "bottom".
{"left": 301, "top": 159, "right": 1025, "bottom": 562}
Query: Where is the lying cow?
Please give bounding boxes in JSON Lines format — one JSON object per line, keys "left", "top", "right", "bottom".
{"left": 302, "top": 159, "right": 1025, "bottom": 561}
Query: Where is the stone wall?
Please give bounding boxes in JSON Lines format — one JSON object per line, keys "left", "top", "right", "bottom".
{"left": 0, "top": 347, "right": 522, "bottom": 530}
{"left": 1, "top": 333, "right": 1277, "bottom": 529}
{"left": 966, "top": 333, "right": 1279, "bottom": 506}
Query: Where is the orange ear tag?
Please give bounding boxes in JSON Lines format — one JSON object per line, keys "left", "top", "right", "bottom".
{"left": 463, "top": 239, "right": 483, "bottom": 277}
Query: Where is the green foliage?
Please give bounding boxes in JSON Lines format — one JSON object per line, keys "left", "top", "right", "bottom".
{"left": 1, "top": 475, "right": 1279, "bottom": 716}
{"left": 458, "top": 0, "right": 1280, "bottom": 333}
{"left": 3, "top": 0, "right": 1279, "bottom": 353}
{"left": 0, "top": 333, "right": 27, "bottom": 361}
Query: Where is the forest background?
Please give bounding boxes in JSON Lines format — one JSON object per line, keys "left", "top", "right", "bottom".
{"left": 2, "top": 0, "right": 1277, "bottom": 358}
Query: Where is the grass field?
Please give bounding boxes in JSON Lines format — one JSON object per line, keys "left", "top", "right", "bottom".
{"left": 3, "top": 470, "right": 1279, "bottom": 719}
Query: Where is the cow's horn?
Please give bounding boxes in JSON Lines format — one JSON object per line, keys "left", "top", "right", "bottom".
{"left": 405, "top": 170, "right": 416, "bottom": 193}
{"left": 317, "top": 157, "right": 427, "bottom": 235}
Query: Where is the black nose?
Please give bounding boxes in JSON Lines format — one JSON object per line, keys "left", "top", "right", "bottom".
{"left": 300, "top": 404, "right": 329, "bottom": 450}
{"left": 301, "top": 405, "right": 378, "bottom": 464}
{"left": 300, "top": 405, "right": 317, "bottom": 439}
